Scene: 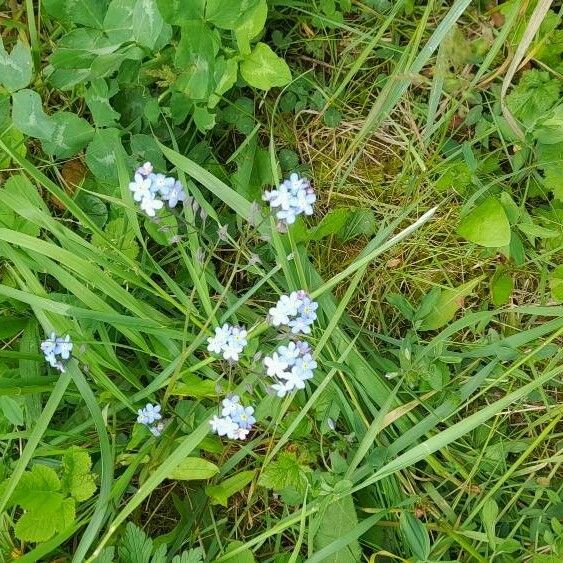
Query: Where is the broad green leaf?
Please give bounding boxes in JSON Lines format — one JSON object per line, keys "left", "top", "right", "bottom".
{"left": 506, "top": 69, "right": 560, "bottom": 130}
{"left": 144, "top": 214, "right": 178, "bottom": 245}
{"left": 41, "top": 111, "right": 94, "bottom": 158}
{"left": 51, "top": 28, "right": 118, "bottom": 69}
{"left": 235, "top": 0, "right": 268, "bottom": 55}
{"left": 156, "top": 0, "right": 205, "bottom": 24}
{"left": 167, "top": 458, "right": 219, "bottom": 481}
{"left": 205, "top": 0, "right": 259, "bottom": 30}
{"left": 44, "top": 0, "right": 109, "bottom": 28}
{"left": 481, "top": 498, "right": 499, "bottom": 549}
{"left": 15, "top": 497, "right": 76, "bottom": 543}
{"left": 130, "top": 134, "right": 166, "bottom": 171}
{"left": 534, "top": 104, "right": 563, "bottom": 144}
{"left": 205, "top": 470, "right": 255, "bottom": 507}
{"left": 240, "top": 42, "right": 292, "bottom": 90}
{"left": 400, "top": 512, "right": 431, "bottom": 561}
{"left": 10, "top": 464, "right": 62, "bottom": 511}
{"left": 91, "top": 217, "right": 139, "bottom": 260}
{"left": 85, "top": 128, "right": 123, "bottom": 182}
{"left": 209, "top": 57, "right": 238, "bottom": 108}
{"left": 175, "top": 20, "right": 219, "bottom": 100}
{"left": 224, "top": 542, "right": 256, "bottom": 563}
{"left": 309, "top": 208, "right": 351, "bottom": 241}
{"left": 457, "top": 197, "right": 511, "bottom": 247}
{"left": 258, "top": 451, "right": 309, "bottom": 493}
{"left": 537, "top": 141, "right": 563, "bottom": 201}
{"left": 132, "top": 0, "right": 165, "bottom": 49}
{"left": 490, "top": 270, "right": 513, "bottom": 307}
{"left": 75, "top": 192, "right": 109, "bottom": 229}
{"left": 171, "top": 373, "right": 217, "bottom": 398}
{"left": 0, "top": 396, "right": 24, "bottom": 426}
{"left": 418, "top": 277, "right": 481, "bottom": 331}
{"left": 550, "top": 266, "right": 563, "bottom": 301}
{"left": 103, "top": 0, "right": 136, "bottom": 44}
{"left": 85, "top": 79, "right": 121, "bottom": 127}
{"left": 313, "top": 495, "right": 361, "bottom": 562}
{"left": 12, "top": 89, "right": 55, "bottom": 139}
{"left": 61, "top": 448, "right": 97, "bottom": 502}
{"left": 0, "top": 38, "right": 33, "bottom": 92}
{"left": 193, "top": 105, "right": 216, "bottom": 132}
{"left": 338, "top": 209, "right": 377, "bottom": 242}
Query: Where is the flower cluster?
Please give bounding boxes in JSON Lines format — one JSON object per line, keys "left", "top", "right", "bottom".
{"left": 263, "top": 173, "right": 315, "bottom": 226}
{"left": 210, "top": 395, "right": 255, "bottom": 440}
{"left": 207, "top": 323, "right": 248, "bottom": 361}
{"left": 264, "top": 341, "right": 317, "bottom": 397}
{"left": 269, "top": 290, "right": 318, "bottom": 334}
{"left": 129, "top": 161, "right": 186, "bottom": 217}
{"left": 137, "top": 403, "right": 164, "bottom": 437}
{"left": 40, "top": 333, "right": 73, "bottom": 372}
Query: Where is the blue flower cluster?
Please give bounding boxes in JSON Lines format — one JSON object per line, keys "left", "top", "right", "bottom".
{"left": 263, "top": 341, "right": 317, "bottom": 397}
{"left": 137, "top": 403, "right": 164, "bottom": 437}
{"left": 40, "top": 333, "right": 73, "bottom": 372}
{"left": 129, "top": 162, "right": 186, "bottom": 217}
{"left": 263, "top": 173, "right": 315, "bottom": 226}
{"left": 269, "top": 290, "right": 318, "bottom": 334}
{"left": 209, "top": 395, "right": 255, "bottom": 440}
{"left": 206, "top": 323, "right": 248, "bottom": 361}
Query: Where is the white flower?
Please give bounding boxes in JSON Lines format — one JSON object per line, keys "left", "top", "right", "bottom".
{"left": 271, "top": 381, "right": 290, "bottom": 397}
{"left": 129, "top": 173, "right": 153, "bottom": 202}
{"left": 140, "top": 195, "right": 164, "bottom": 217}
{"left": 269, "top": 184, "right": 292, "bottom": 210}
{"left": 283, "top": 369, "right": 307, "bottom": 391}
{"left": 207, "top": 324, "right": 232, "bottom": 354}
{"left": 264, "top": 352, "right": 289, "bottom": 378}
{"left": 210, "top": 415, "right": 237, "bottom": 437}
{"left": 221, "top": 395, "right": 242, "bottom": 417}
{"left": 222, "top": 343, "right": 242, "bottom": 361}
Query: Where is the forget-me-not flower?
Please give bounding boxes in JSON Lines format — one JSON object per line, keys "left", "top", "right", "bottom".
{"left": 207, "top": 323, "right": 248, "bottom": 362}
{"left": 210, "top": 394, "right": 255, "bottom": 440}
{"left": 40, "top": 332, "right": 73, "bottom": 372}
{"left": 263, "top": 173, "right": 315, "bottom": 229}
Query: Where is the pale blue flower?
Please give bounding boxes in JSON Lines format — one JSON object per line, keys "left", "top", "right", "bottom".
{"left": 210, "top": 395, "right": 255, "bottom": 440}
{"left": 207, "top": 324, "right": 248, "bottom": 361}
{"left": 164, "top": 180, "right": 186, "bottom": 208}
{"left": 263, "top": 173, "right": 315, "bottom": 228}
{"left": 151, "top": 173, "right": 175, "bottom": 197}
{"left": 40, "top": 332, "right": 57, "bottom": 357}
{"left": 129, "top": 173, "right": 153, "bottom": 202}
{"left": 149, "top": 422, "right": 164, "bottom": 437}
{"left": 221, "top": 395, "right": 241, "bottom": 417}
{"left": 231, "top": 406, "right": 255, "bottom": 430}
{"left": 136, "top": 162, "right": 153, "bottom": 177}
{"left": 137, "top": 403, "right": 162, "bottom": 425}
{"left": 291, "top": 354, "right": 316, "bottom": 381}
{"left": 41, "top": 332, "right": 72, "bottom": 371}
{"left": 277, "top": 342, "right": 301, "bottom": 364}
{"left": 140, "top": 194, "right": 164, "bottom": 217}
{"left": 55, "top": 334, "right": 73, "bottom": 359}
{"left": 289, "top": 316, "right": 312, "bottom": 334}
